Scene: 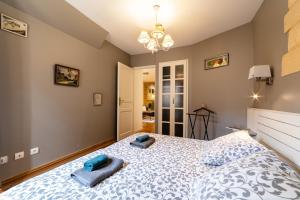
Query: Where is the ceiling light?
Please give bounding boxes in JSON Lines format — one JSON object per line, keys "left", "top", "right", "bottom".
{"left": 137, "top": 5, "right": 174, "bottom": 53}
{"left": 147, "top": 38, "right": 159, "bottom": 53}
{"left": 151, "top": 23, "right": 165, "bottom": 39}
{"left": 138, "top": 31, "right": 150, "bottom": 44}
{"left": 162, "top": 34, "right": 174, "bottom": 48}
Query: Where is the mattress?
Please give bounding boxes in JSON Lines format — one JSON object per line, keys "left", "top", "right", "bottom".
{"left": 0, "top": 134, "right": 212, "bottom": 200}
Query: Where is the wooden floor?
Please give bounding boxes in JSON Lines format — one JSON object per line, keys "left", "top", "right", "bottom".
{"left": 141, "top": 122, "right": 155, "bottom": 133}
{"left": 0, "top": 139, "right": 115, "bottom": 192}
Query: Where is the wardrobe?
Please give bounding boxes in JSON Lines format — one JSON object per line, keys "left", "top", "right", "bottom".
{"left": 158, "top": 60, "right": 188, "bottom": 137}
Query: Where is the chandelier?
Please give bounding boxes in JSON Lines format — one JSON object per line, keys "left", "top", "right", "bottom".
{"left": 137, "top": 5, "right": 174, "bottom": 53}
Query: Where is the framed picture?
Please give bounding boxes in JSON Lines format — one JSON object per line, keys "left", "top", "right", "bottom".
{"left": 1, "top": 13, "right": 28, "bottom": 37}
{"left": 54, "top": 64, "right": 80, "bottom": 87}
{"left": 204, "top": 53, "right": 229, "bottom": 70}
{"left": 93, "top": 93, "right": 102, "bottom": 106}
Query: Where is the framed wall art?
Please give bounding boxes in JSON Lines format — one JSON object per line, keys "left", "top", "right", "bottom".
{"left": 1, "top": 13, "right": 28, "bottom": 37}
{"left": 204, "top": 53, "right": 229, "bottom": 70}
{"left": 54, "top": 64, "right": 80, "bottom": 87}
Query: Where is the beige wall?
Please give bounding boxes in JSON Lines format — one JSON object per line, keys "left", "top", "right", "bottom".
{"left": 190, "top": 24, "right": 254, "bottom": 139}
{"left": 0, "top": 2, "right": 130, "bottom": 181}
{"left": 131, "top": 23, "right": 254, "bottom": 139}
{"left": 253, "top": 0, "right": 300, "bottom": 113}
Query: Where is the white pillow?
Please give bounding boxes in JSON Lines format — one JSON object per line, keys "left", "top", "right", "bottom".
{"left": 201, "top": 131, "right": 266, "bottom": 166}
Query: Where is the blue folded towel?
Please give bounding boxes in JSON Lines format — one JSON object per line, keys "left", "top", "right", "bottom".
{"left": 84, "top": 154, "right": 108, "bottom": 172}
{"left": 136, "top": 134, "right": 150, "bottom": 143}
{"left": 130, "top": 137, "right": 155, "bottom": 149}
{"left": 71, "top": 157, "right": 124, "bottom": 187}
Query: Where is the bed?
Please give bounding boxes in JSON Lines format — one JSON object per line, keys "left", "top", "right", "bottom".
{"left": 0, "top": 134, "right": 211, "bottom": 200}
{"left": 1, "top": 108, "right": 300, "bottom": 200}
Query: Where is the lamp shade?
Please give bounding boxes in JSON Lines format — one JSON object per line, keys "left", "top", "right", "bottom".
{"left": 138, "top": 31, "right": 150, "bottom": 44}
{"left": 248, "top": 65, "right": 271, "bottom": 79}
{"left": 162, "top": 34, "right": 174, "bottom": 48}
{"left": 147, "top": 38, "right": 158, "bottom": 53}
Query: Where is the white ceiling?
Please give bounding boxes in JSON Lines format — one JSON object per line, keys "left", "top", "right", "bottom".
{"left": 66, "top": 0, "right": 263, "bottom": 55}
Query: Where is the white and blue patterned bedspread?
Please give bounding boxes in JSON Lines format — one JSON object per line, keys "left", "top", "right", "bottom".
{"left": 0, "top": 134, "right": 210, "bottom": 200}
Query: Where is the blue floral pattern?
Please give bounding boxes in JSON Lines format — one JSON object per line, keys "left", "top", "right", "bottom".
{"left": 201, "top": 131, "right": 266, "bottom": 166}
{"left": 190, "top": 151, "right": 300, "bottom": 200}
{"left": 0, "top": 133, "right": 210, "bottom": 200}
{"left": 1, "top": 133, "right": 297, "bottom": 200}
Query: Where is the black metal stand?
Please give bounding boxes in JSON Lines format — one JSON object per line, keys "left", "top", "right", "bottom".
{"left": 187, "top": 113, "right": 206, "bottom": 139}
{"left": 187, "top": 107, "right": 215, "bottom": 140}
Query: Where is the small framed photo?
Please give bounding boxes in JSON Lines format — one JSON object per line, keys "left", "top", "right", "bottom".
{"left": 1, "top": 13, "right": 28, "bottom": 37}
{"left": 93, "top": 93, "right": 102, "bottom": 106}
{"left": 54, "top": 64, "right": 80, "bottom": 87}
{"left": 205, "top": 53, "right": 229, "bottom": 70}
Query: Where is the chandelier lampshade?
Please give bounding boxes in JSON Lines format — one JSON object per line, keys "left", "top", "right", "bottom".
{"left": 138, "top": 31, "right": 150, "bottom": 44}
{"left": 147, "top": 38, "right": 159, "bottom": 52}
{"left": 137, "top": 5, "right": 174, "bottom": 53}
{"left": 162, "top": 34, "right": 174, "bottom": 48}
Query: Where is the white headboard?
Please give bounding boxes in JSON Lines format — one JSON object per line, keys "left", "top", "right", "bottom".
{"left": 247, "top": 108, "right": 300, "bottom": 167}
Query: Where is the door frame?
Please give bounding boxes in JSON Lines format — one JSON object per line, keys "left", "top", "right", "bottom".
{"left": 158, "top": 59, "right": 189, "bottom": 138}
{"left": 133, "top": 65, "right": 157, "bottom": 133}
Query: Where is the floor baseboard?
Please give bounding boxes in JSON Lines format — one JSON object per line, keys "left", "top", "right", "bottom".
{"left": 0, "top": 139, "right": 115, "bottom": 192}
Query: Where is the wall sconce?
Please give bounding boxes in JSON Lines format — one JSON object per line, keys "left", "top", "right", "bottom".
{"left": 248, "top": 65, "right": 273, "bottom": 85}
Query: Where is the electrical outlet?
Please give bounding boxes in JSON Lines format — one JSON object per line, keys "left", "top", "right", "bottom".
{"left": 30, "top": 147, "right": 39, "bottom": 155}
{"left": 0, "top": 156, "right": 8, "bottom": 165}
{"left": 15, "top": 151, "right": 24, "bottom": 160}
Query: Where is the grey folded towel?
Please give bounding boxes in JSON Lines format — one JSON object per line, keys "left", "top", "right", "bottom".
{"left": 130, "top": 137, "right": 155, "bottom": 149}
{"left": 71, "top": 157, "right": 124, "bottom": 187}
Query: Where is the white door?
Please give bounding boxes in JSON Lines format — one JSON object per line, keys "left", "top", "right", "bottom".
{"left": 117, "top": 62, "right": 134, "bottom": 141}
{"left": 158, "top": 60, "right": 188, "bottom": 137}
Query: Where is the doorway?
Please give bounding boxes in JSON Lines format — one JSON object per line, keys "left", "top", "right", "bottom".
{"left": 133, "top": 66, "right": 156, "bottom": 133}
{"left": 117, "top": 63, "right": 156, "bottom": 141}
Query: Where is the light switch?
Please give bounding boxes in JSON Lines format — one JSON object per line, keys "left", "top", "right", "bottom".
{"left": 30, "top": 147, "right": 39, "bottom": 155}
